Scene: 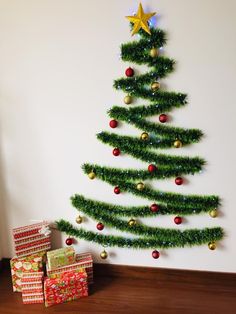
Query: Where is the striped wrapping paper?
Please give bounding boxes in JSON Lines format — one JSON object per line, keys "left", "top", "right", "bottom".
{"left": 46, "top": 252, "right": 93, "bottom": 284}
{"left": 13, "top": 222, "right": 51, "bottom": 257}
{"left": 22, "top": 271, "right": 44, "bottom": 304}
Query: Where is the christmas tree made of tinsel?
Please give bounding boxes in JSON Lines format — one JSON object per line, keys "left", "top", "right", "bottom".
{"left": 57, "top": 4, "right": 223, "bottom": 259}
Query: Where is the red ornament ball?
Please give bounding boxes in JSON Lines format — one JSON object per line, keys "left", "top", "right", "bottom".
{"left": 175, "top": 177, "right": 183, "bottom": 185}
{"left": 159, "top": 114, "right": 168, "bottom": 123}
{"left": 109, "top": 119, "right": 118, "bottom": 128}
{"left": 96, "top": 222, "right": 104, "bottom": 231}
{"left": 148, "top": 164, "right": 157, "bottom": 173}
{"left": 114, "top": 186, "right": 121, "bottom": 194}
{"left": 65, "top": 238, "right": 73, "bottom": 246}
{"left": 125, "top": 67, "right": 134, "bottom": 77}
{"left": 113, "top": 148, "right": 120, "bottom": 156}
{"left": 150, "top": 203, "right": 159, "bottom": 213}
{"left": 152, "top": 250, "right": 160, "bottom": 259}
{"left": 174, "top": 216, "right": 182, "bottom": 225}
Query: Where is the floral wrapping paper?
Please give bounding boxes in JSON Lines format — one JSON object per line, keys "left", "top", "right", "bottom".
{"left": 46, "top": 252, "right": 93, "bottom": 284}
{"left": 12, "top": 222, "right": 51, "bottom": 257}
{"left": 10, "top": 251, "right": 46, "bottom": 292}
{"left": 22, "top": 271, "right": 44, "bottom": 304}
{"left": 47, "top": 247, "right": 76, "bottom": 270}
{"left": 44, "top": 271, "right": 88, "bottom": 307}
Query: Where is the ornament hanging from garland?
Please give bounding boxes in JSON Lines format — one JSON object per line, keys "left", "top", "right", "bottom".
{"left": 151, "top": 82, "right": 160, "bottom": 91}
{"left": 150, "top": 204, "right": 159, "bottom": 213}
{"left": 114, "top": 186, "right": 121, "bottom": 194}
{"left": 100, "top": 250, "right": 108, "bottom": 259}
{"left": 109, "top": 119, "right": 118, "bottom": 128}
{"left": 174, "top": 216, "right": 182, "bottom": 225}
{"left": 152, "top": 250, "right": 160, "bottom": 259}
{"left": 159, "top": 114, "right": 168, "bottom": 123}
{"left": 173, "top": 140, "right": 183, "bottom": 148}
{"left": 96, "top": 222, "right": 104, "bottom": 231}
{"left": 140, "top": 132, "right": 149, "bottom": 140}
{"left": 65, "top": 238, "right": 73, "bottom": 246}
{"left": 76, "top": 215, "right": 83, "bottom": 224}
{"left": 148, "top": 164, "right": 157, "bottom": 173}
{"left": 88, "top": 171, "right": 96, "bottom": 180}
{"left": 150, "top": 47, "right": 158, "bottom": 58}
{"left": 113, "top": 148, "right": 121, "bottom": 156}
{"left": 124, "top": 95, "right": 132, "bottom": 104}
{"left": 209, "top": 209, "right": 218, "bottom": 218}
{"left": 175, "top": 177, "right": 184, "bottom": 185}
{"left": 136, "top": 182, "right": 145, "bottom": 191}
{"left": 128, "top": 218, "right": 136, "bottom": 227}
{"left": 125, "top": 67, "right": 134, "bottom": 77}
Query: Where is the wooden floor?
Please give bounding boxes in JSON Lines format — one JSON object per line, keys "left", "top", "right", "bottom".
{"left": 0, "top": 262, "right": 236, "bottom": 314}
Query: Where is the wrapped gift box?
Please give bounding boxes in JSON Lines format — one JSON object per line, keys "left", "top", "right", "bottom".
{"left": 22, "top": 271, "right": 44, "bottom": 304}
{"left": 13, "top": 222, "right": 51, "bottom": 257}
{"left": 46, "top": 252, "right": 93, "bottom": 284}
{"left": 10, "top": 251, "right": 45, "bottom": 292}
{"left": 47, "top": 246, "right": 75, "bottom": 270}
{"left": 44, "top": 271, "right": 88, "bottom": 307}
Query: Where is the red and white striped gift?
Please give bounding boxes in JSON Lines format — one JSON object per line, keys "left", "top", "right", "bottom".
{"left": 13, "top": 222, "right": 51, "bottom": 257}
{"left": 46, "top": 252, "right": 93, "bottom": 284}
{"left": 21, "top": 271, "right": 44, "bottom": 304}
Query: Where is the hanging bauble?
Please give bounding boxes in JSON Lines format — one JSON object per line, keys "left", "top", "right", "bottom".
{"left": 175, "top": 177, "right": 183, "bottom": 185}
{"left": 174, "top": 216, "right": 182, "bottom": 225}
{"left": 100, "top": 250, "right": 108, "bottom": 259}
{"left": 96, "top": 222, "right": 104, "bottom": 231}
{"left": 128, "top": 218, "right": 136, "bottom": 227}
{"left": 148, "top": 164, "right": 157, "bottom": 173}
{"left": 88, "top": 171, "right": 96, "bottom": 180}
{"left": 140, "top": 132, "right": 149, "bottom": 140}
{"left": 65, "top": 238, "right": 73, "bottom": 246}
{"left": 125, "top": 67, "right": 134, "bottom": 77}
{"left": 150, "top": 48, "right": 159, "bottom": 58}
{"left": 151, "top": 82, "right": 160, "bottom": 91}
{"left": 113, "top": 148, "right": 120, "bottom": 156}
{"left": 209, "top": 209, "right": 218, "bottom": 218}
{"left": 124, "top": 95, "right": 132, "bottom": 104}
{"left": 173, "top": 140, "right": 182, "bottom": 148}
{"left": 159, "top": 114, "right": 168, "bottom": 123}
{"left": 152, "top": 250, "right": 160, "bottom": 259}
{"left": 75, "top": 215, "right": 83, "bottom": 224}
{"left": 150, "top": 203, "right": 159, "bottom": 213}
{"left": 137, "top": 182, "right": 145, "bottom": 191}
{"left": 109, "top": 119, "right": 118, "bottom": 128}
{"left": 114, "top": 186, "right": 121, "bottom": 194}
{"left": 208, "top": 242, "right": 216, "bottom": 250}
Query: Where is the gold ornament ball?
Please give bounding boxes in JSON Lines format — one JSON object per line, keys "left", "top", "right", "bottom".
{"left": 137, "top": 182, "right": 145, "bottom": 191}
{"left": 150, "top": 48, "right": 159, "bottom": 58}
{"left": 124, "top": 95, "right": 132, "bottom": 104}
{"left": 140, "top": 132, "right": 149, "bottom": 140}
{"left": 128, "top": 218, "right": 136, "bottom": 227}
{"left": 173, "top": 140, "right": 183, "bottom": 148}
{"left": 209, "top": 209, "right": 218, "bottom": 218}
{"left": 100, "top": 250, "right": 108, "bottom": 259}
{"left": 88, "top": 171, "right": 96, "bottom": 180}
{"left": 76, "top": 215, "right": 83, "bottom": 224}
{"left": 208, "top": 242, "right": 216, "bottom": 250}
{"left": 151, "top": 82, "right": 160, "bottom": 91}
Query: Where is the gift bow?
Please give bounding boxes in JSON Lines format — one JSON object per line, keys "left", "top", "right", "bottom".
{"left": 39, "top": 225, "right": 51, "bottom": 236}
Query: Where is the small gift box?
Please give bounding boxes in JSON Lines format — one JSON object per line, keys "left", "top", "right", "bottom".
{"left": 22, "top": 271, "right": 44, "bottom": 304}
{"left": 12, "top": 221, "right": 51, "bottom": 257}
{"left": 10, "top": 251, "right": 45, "bottom": 292}
{"left": 47, "top": 247, "right": 75, "bottom": 270}
{"left": 44, "top": 271, "right": 88, "bottom": 307}
{"left": 46, "top": 252, "right": 93, "bottom": 284}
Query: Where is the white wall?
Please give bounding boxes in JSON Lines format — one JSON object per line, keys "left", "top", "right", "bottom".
{"left": 0, "top": 0, "right": 235, "bottom": 272}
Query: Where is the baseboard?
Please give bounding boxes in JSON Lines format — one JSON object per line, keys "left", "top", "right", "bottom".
{"left": 2, "top": 258, "right": 236, "bottom": 287}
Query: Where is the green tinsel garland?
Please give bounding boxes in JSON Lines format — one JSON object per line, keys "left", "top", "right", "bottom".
{"left": 71, "top": 195, "right": 217, "bottom": 217}
{"left": 56, "top": 220, "right": 224, "bottom": 249}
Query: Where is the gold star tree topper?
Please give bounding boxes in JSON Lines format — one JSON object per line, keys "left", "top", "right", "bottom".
{"left": 126, "top": 3, "right": 156, "bottom": 36}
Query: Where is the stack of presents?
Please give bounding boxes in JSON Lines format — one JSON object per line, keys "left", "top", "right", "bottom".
{"left": 10, "top": 221, "right": 93, "bottom": 307}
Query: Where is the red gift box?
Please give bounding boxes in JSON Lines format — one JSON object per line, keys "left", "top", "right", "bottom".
{"left": 22, "top": 271, "right": 44, "bottom": 304}
{"left": 44, "top": 271, "right": 88, "bottom": 307}
{"left": 13, "top": 222, "right": 51, "bottom": 257}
